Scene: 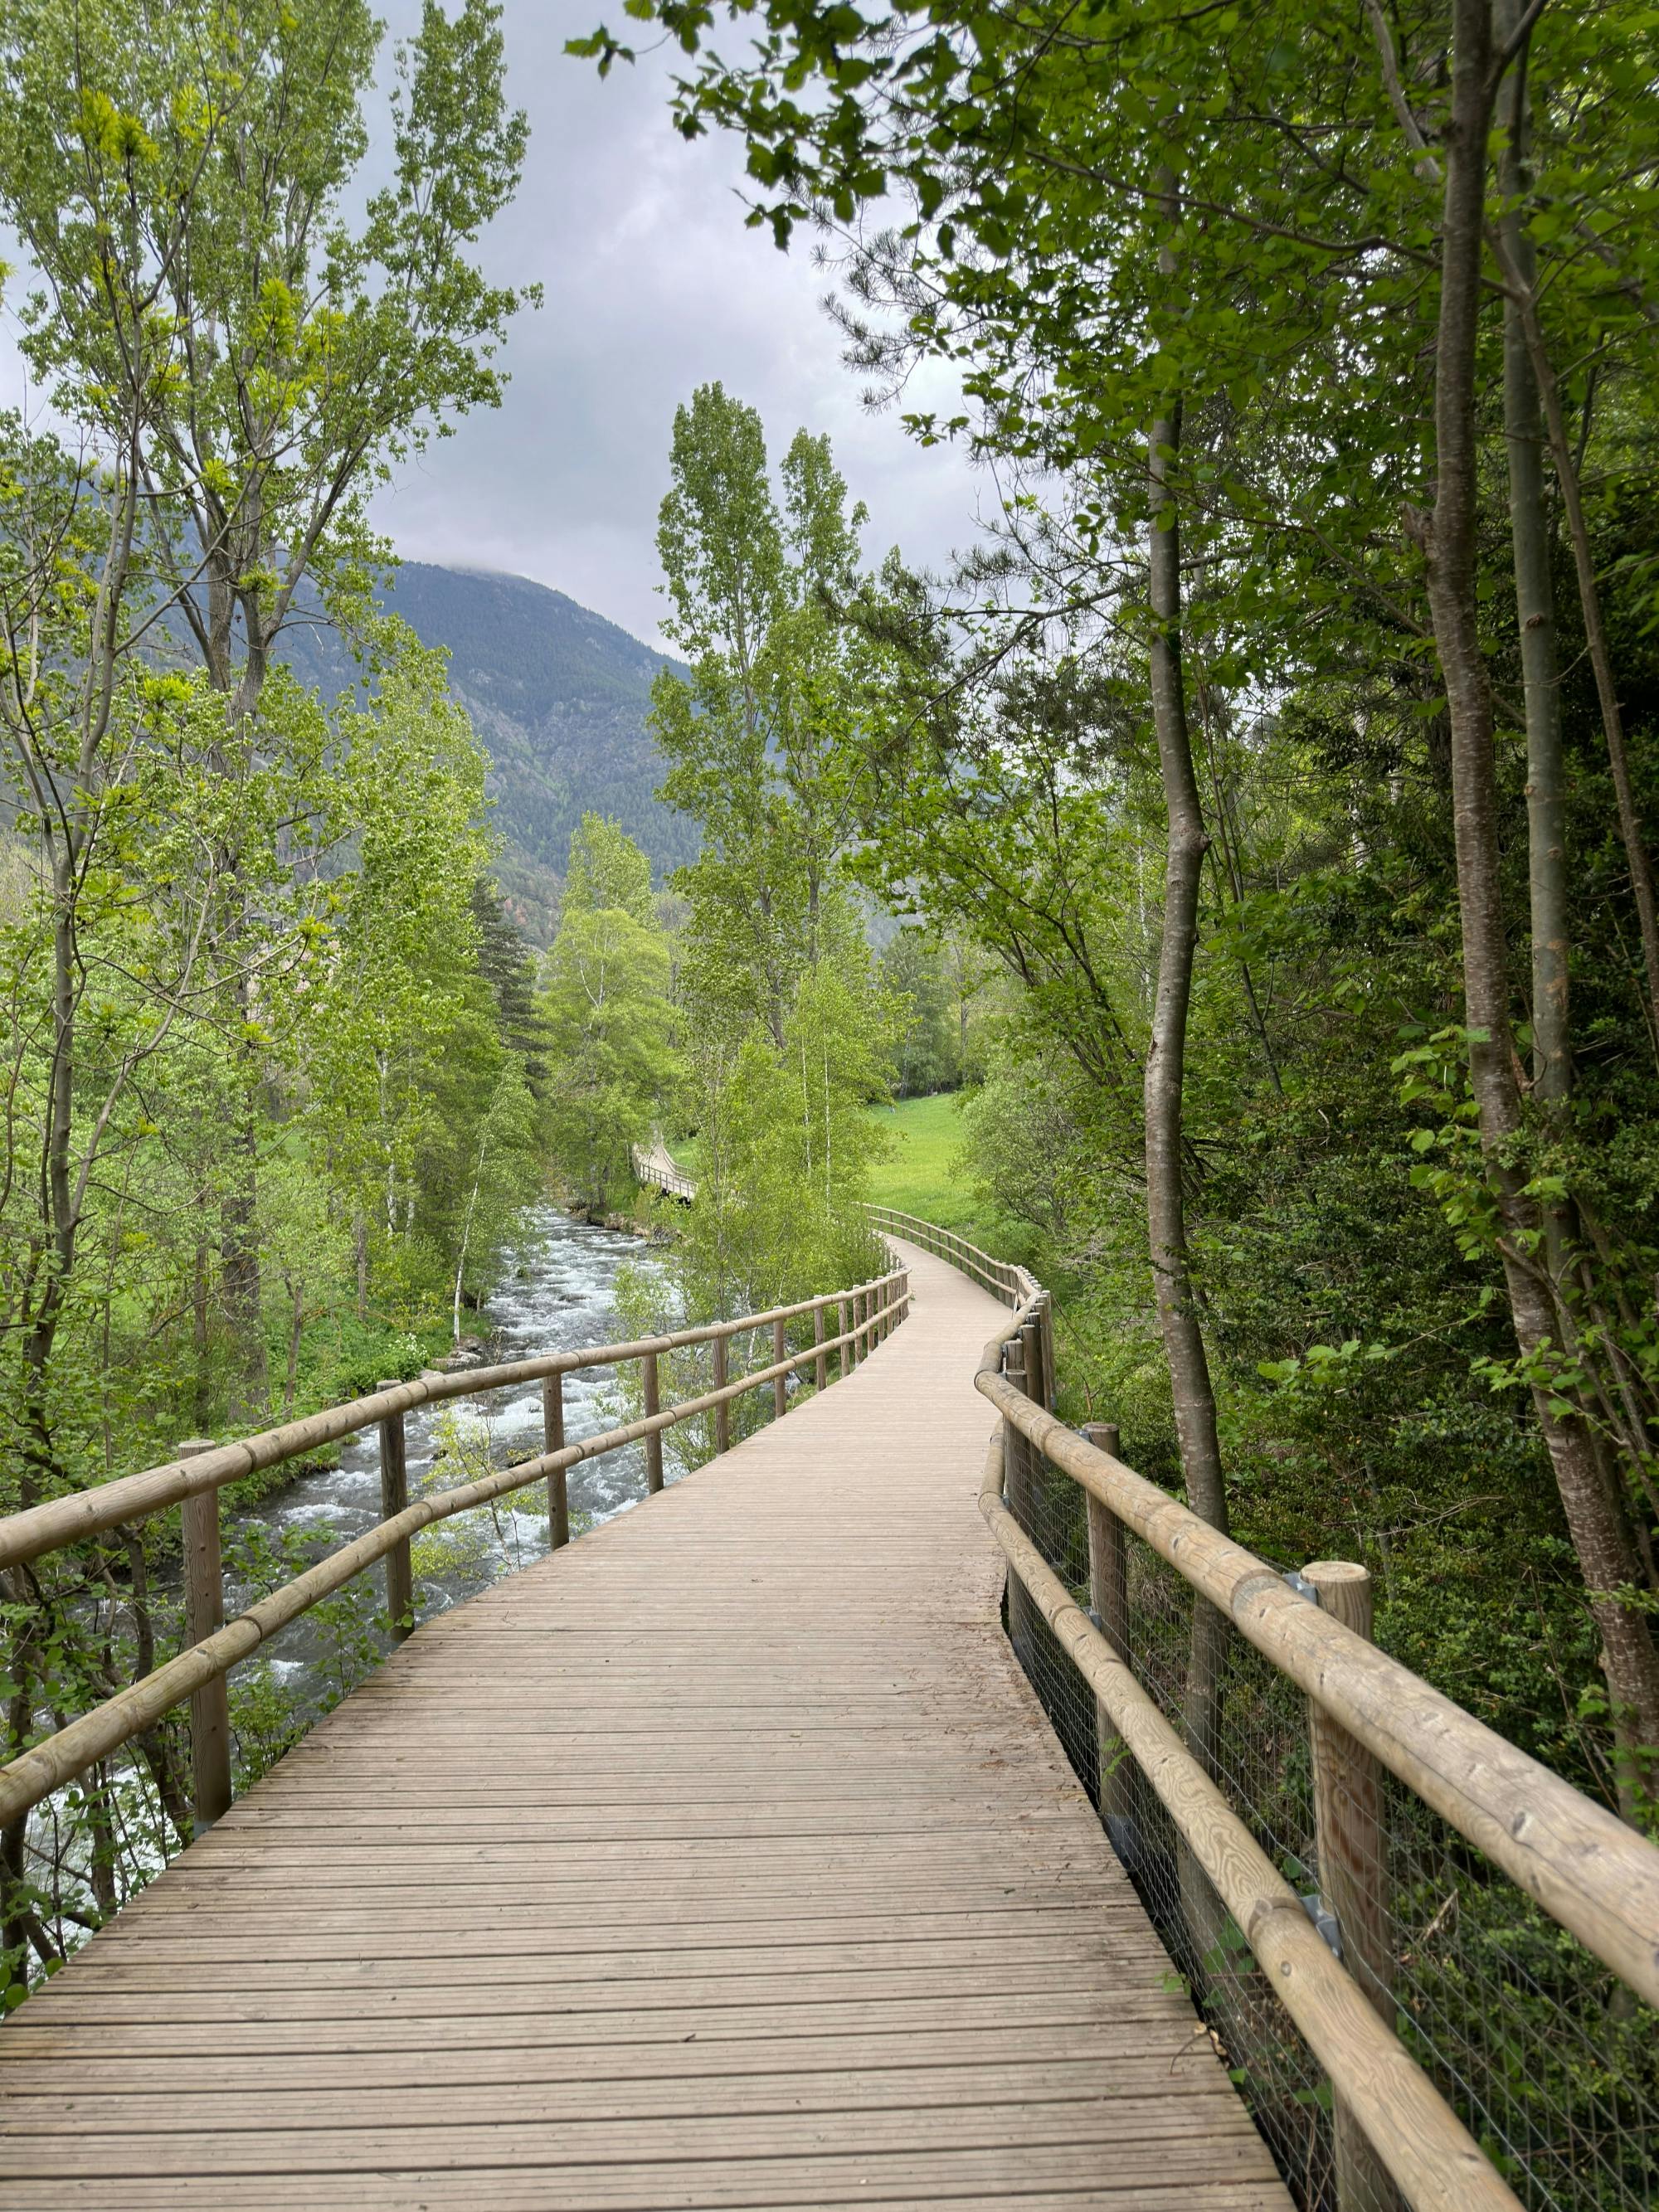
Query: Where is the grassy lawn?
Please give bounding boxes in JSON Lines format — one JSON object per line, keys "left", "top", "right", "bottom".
{"left": 668, "top": 1096, "right": 968, "bottom": 1209}
{"left": 668, "top": 1091, "right": 1036, "bottom": 1259}
{"left": 864, "top": 1091, "right": 974, "bottom": 1223}
{"left": 867, "top": 1092, "right": 1042, "bottom": 1264}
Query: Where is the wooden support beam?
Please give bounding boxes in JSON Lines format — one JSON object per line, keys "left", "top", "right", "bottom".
{"left": 838, "top": 1299, "right": 849, "bottom": 1382}
{"left": 376, "top": 1387, "right": 414, "bottom": 1641}
{"left": 813, "top": 1303, "right": 827, "bottom": 1391}
{"left": 1082, "top": 1422, "right": 1132, "bottom": 1828}
{"left": 1001, "top": 1344, "right": 1033, "bottom": 1650}
{"left": 542, "top": 1373, "right": 568, "bottom": 1548}
{"left": 1304, "top": 1559, "right": 1403, "bottom": 2212}
{"left": 1020, "top": 1313, "right": 1045, "bottom": 1427}
{"left": 713, "top": 1332, "right": 730, "bottom": 1454}
{"left": 176, "top": 1441, "right": 231, "bottom": 1833}
{"left": 1038, "top": 1293, "right": 1057, "bottom": 1410}
{"left": 643, "top": 1352, "right": 664, "bottom": 1493}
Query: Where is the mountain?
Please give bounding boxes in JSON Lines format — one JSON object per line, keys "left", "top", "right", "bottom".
{"left": 283, "top": 563, "right": 695, "bottom": 944}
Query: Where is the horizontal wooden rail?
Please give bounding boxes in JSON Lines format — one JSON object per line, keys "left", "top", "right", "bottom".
{"left": 977, "top": 1342, "right": 1659, "bottom": 2011}
{"left": 866, "top": 1204, "right": 1034, "bottom": 1306}
{"left": 0, "top": 1276, "right": 904, "bottom": 1573}
{"left": 865, "top": 1226, "right": 1659, "bottom": 2017}
{"left": 977, "top": 1434, "right": 1520, "bottom": 2212}
{"left": 630, "top": 1140, "right": 696, "bottom": 1202}
{"left": 0, "top": 1271, "right": 911, "bottom": 1832}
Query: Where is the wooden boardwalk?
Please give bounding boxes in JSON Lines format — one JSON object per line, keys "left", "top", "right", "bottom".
{"left": 0, "top": 1241, "right": 1291, "bottom": 2210}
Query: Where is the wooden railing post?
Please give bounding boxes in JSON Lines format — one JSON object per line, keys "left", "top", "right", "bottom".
{"left": 375, "top": 1387, "right": 415, "bottom": 1643}
{"left": 713, "top": 1330, "right": 731, "bottom": 1454}
{"left": 1001, "top": 1343, "right": 1033, "bottom": 1649}
{"left": 643, "top": 1351, "right": 664, "bottom": 1493}
{"left": 542, "top": 1372, "right": 569, "bottom": 1548}
{"left": 1303, "top": 1558, "right": 1402, "bottom": 2212}
{"left": 1020, "top": 1313, "right": 1045, "bottom": 1431}
{"left": 814, "top": 1302, "right": 827, "bottom": 1390}
{"left": 772, "top": 1318, "right": 787, "bottom": 1418}
{"left": 838, "top": 1299, "right": 849, "bottom": 1381}
{"left": 1082, "top": 1422, "right": 1133, "bottom": 1829}
{"left": 177, "top": 1440, "right": 231, "bottom": 1832}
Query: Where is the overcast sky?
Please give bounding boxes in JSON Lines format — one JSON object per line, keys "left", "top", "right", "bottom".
{"left": 363, "top": 1, "right": 980, "bottom": 645}
{"left": 0, "top": 1, "right": 983, "bottom": 650}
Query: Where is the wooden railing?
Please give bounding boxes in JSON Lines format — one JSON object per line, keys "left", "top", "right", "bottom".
{"left": 866, "top": 1203, "right": 1035, "bottom": 1305}
{"left": 881, "top": 1210, "right": 1659, "bottom": 2212}
{"left": 631, "top": 1140, "right": 697, "bottom": 1203}
{"left": 0, "top": 1264, "right": 909, "bottom": 1842}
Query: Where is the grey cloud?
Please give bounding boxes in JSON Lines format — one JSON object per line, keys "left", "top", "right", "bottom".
{"left": 367, "top": 0, "right": 981, "bottom": 641}
{"left": 0, "top": 1, "right": 982, "bottom": 647}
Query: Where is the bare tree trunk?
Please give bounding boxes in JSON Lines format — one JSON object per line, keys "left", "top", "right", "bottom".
{"left": 1146, "top": 396, "right": 1233, "bottom": 2008}
{"left": 1494, "top": 242, "right": 1659, "bottom": 1056}
{"left": 192, "top": 1228, "right": 212, "bottom": 1432}
{"left": 283, "top": 1280, "right": 305, "bottom": 1420}
{"left": 219, "top": 1068, "right": 267, "bottom": 1427}
{"left": 1146, "top": 405, "right": 1228, "bottom": 1545}
{"left": 1418, "top": 0, "right": 1659, "bottom": 1790}
{"left": 1497, "top": 12, "right": 1569, "bottom": 1112}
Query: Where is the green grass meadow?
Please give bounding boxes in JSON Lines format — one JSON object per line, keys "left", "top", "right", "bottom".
{"left": 670, "top": 1091, "right": 1037, "bottom": 1260}
{"left": 864, "top": 1091, "right": 973, "bottom": 1222}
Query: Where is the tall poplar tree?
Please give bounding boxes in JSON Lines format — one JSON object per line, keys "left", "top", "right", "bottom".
{"left": 0, "top": 0, "right": 533, "bottom": 1412}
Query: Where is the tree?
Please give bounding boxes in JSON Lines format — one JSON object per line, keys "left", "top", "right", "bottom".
{"left": 674, "top": 954, "right": 895, "bottom": 1323}
{"left": 652, "top": 383, "right": 893, "bottom": 1043}
{"left": 539, "top": 817, "right": 678, "bottom": 1215}
{"left": 0, "top": 0, "right": 533, "bottom": 1408}
{"left": 881, "top": 928, "right": 955, "bottom": 1095}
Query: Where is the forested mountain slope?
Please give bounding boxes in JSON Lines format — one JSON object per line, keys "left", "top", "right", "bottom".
{"left": 283, "top": 562, "right": 694, "bottom": 941}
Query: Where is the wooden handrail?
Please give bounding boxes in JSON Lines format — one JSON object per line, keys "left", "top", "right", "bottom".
{"left": 0, "top": 1274, "right": 903, "bottom": 1573}
{"left": 977, "top": 1432, "right": 1520, "bottom": 2212}
{"left": 878, "top": 1215, "right": 1659, "bottom": 2017}
{"left": 865, "top": 1204, "right": 1036, "bottom": 1306}
{"left": 631, "top": 1140, "right": 697, "bottom": 1201}
{"left": 978, "top": 1339, "right": 1659, "bottom": 2012}
{"left": 0, "top": 1268, "right": 911, "bottom": 1831}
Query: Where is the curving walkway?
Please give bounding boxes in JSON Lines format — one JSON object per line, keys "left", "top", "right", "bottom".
{"left": 0, "top": 1240, "right": 1291, "bottom": 2210}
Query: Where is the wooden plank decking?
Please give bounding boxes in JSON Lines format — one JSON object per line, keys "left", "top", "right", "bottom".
{"left": 0, "top": 1240, "right": 1292, "bottom": 2210}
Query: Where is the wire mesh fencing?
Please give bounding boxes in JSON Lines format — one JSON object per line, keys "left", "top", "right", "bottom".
{"left": 1000, "top": 1401, "right": 1659, "bottom": 2212}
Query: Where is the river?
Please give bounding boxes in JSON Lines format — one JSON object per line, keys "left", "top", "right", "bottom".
{"left": 235, "top": 1203, "right": 665, "bottom": 1707}
{"left": 12, "top": 1207, "right": 664, "bottom": 1978}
